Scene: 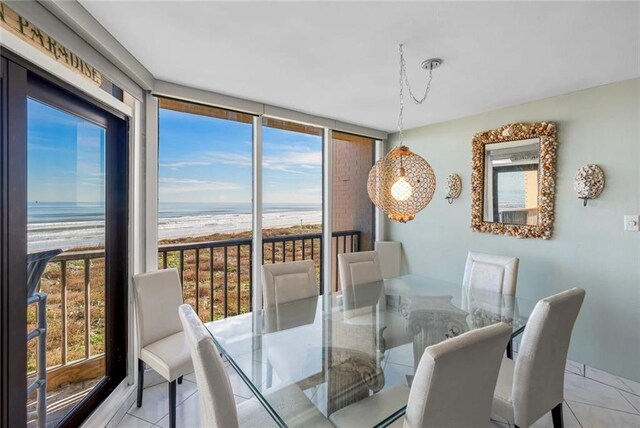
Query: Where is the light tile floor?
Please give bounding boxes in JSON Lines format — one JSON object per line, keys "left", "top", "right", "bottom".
{"left": 115, "top": 357, "right": 640, "bottom": 428}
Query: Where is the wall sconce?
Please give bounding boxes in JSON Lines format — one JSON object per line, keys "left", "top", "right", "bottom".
{"left": 574, "top": 164, "right": 605, "bottom": 206}
{"left": 444, "top": 173, "right": 462, "bottom": 204}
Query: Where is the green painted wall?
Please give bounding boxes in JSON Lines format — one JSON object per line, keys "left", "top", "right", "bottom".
{"left": 386, "top": 78, "right": 640, "bottom": 381}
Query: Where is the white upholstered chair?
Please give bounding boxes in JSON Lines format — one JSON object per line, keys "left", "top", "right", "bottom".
{"left": 492, "top": 288, "right": 585, "bottom": 428}
{"left": 178, "top": 304, "right": 332, "bottom": 428}
{"left": 338, "top": 251, "right": 411, "bottom": 350}
{"left": 261, "top": 260, "right": 319, "bottom": 387}
{"left": 375, "top": 241, "right": 402, "bottom": 279}
{"left": 463, "top": 251, "right": 519, "bottom": 295}
{"left": 338, "top": 251, "right": 383, "bottom": 312}
{"left": 463, "top": 251, "right": 520, "bottom": 358}
{"left": 132, "top": 268, "right": 193, "bottom": 428}
{"left": 329, "top": 322, "right": 513, "bottom": 428}
{"left": 261, "top": 260, "right": 318, "bottom": 309}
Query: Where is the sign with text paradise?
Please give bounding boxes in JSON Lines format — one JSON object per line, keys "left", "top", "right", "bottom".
{"left": 0, "top": 2, "right": 102, "bottom": 86}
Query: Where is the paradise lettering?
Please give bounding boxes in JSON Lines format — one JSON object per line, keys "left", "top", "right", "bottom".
{"left": 0, "top": 3, "right": 102, "bottom": 86}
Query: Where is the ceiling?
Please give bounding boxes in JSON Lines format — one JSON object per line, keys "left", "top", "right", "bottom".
{"left": 80, "top": 1, "right": 639, "bottom": 132}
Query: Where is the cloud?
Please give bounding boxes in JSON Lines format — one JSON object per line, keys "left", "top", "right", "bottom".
{"left": 160, "top": 148, "right": 321, "bottom": 176}
{"left": 159, "top": 177, "right": 244, "bottom": 194}
{"left": 262, "top": 149, "right": 322, "bottom": 175}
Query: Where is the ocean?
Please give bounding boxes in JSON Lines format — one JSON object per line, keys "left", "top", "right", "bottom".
{"left": 27, "top": 202, "right": 322, "bottom": 252}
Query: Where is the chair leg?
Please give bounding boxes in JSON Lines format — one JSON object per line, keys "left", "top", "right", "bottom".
{"left": 178, "top": 376, "right": 183, "bottom": 384}
{"left": 507, "top": 339, "right": 514, "bottom": 359}
{"left": 137, "top": 359, "right": 144, "bottom": 408}
{"left": 169, "top": 380, "right": 177, "bottom": 428}
{"left": 552, "top": 402, "right": 564, "bottom": 428}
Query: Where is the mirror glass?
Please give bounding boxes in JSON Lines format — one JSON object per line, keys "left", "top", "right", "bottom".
{"left": 483, "top": 138, "right": 540, "bottom": 225}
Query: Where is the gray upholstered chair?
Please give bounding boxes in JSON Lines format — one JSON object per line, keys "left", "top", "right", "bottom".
{"left": 261, "top": 260, "right": 318, "bottom": 309}
{"left": 329, "top": 322, "right": 513, "bottom": 428}
{"left": 132, "top": 268, "right": 193, "bottom": 428}
{"left": 492, "top": 288, "right": 585, "bottom": 428}
{"left": 463, "top": 251, "right": 519, "bottom": 295}
{"left": 178, "top": 304, "right": 331, "bottom": 427}
{"left": 375, "top": 241, "right": 402, "bottom": 279}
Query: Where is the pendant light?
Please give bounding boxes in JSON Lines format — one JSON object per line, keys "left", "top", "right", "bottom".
{"left": 367, "top": 45, "right": 441, "bottom": 223}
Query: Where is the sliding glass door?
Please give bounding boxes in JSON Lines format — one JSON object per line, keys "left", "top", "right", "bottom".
{"left": 1, "top": 53, "right": 128, "bottom": 427}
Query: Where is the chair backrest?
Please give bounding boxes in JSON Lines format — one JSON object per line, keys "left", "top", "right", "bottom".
{"left": 338, "top": 251, "right": 383, "bottom": 289}
{"left": 462, "top": 251, "right": 519, "bottom": 295}
{"left": 261, "top": 260, "right": 318, "bottom": 309}
{"left": 178, "top": 304, "right": 239, "bottom": 428}
{"left": 404, "top": 322, "right": 512, "bottom": 428}
{"left": 338, "top": 251, "right": 383, "bottom": 312}
{"left": 133, "top": 268, "right": 184, "bottom": 349}
{"left": 375, "top": 241, "right": 402, "bottom": 279}
{"left": 512, "top": 288, "right": 585, "bottom": 427}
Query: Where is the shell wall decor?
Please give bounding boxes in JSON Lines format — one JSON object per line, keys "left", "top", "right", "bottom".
{"left": 574, "top": 164, "right": 605, "bottom": 206}
{"left": 471, "top": 122, "right": 558, "bottom": 239}
{"left": 444, "top": 174, "right": 462, "bottom": 204}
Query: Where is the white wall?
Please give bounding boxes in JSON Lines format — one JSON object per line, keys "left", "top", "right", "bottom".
{"left": 387, "top": 78, "right": 640, "bottom": 381}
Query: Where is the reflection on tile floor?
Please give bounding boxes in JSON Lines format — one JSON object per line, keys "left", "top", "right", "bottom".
{"left": 115, "top": 360, "right": 640, "bottom": 427}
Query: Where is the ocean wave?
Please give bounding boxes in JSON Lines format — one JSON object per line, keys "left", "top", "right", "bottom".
{"left": 27, "top": 210, "right": 322, "bottom": 252}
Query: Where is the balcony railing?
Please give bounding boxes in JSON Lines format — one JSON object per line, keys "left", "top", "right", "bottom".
{"left": 28, "top": 230, "right": 361, "bottom": 391}
{"left": 158, "top": 230, "right": 360, "bottom": 319}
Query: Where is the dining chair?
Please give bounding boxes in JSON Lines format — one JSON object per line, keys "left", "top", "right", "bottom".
{"left": 338, "top": 251, "right": 411, "bottom": 351}
{"left": 261, "top": 260, "right": 319, "bottom": 387}
{"left": 261, "top": 260, "right": 318, "bottom": 309}
{"left": 463, "top": 251, "right": 519, "bottom": 295}
{"left": 178, "top": 304, "right": 332, "bottom": 427}
{"left": 338, "top": 251, "right": 383, "bottom": 311}
{"left": 329, "top": 322, "right": 513, "bottom": 428}
{"left": 132, "top": 268, "right": 193, "bottom": 428}
{"left": 492, "top": 288, "right": 585, "bottom": 428}
{"left": 463, "top": 251, "right": 519, "bottom": 358}
{"left": 375, "top": 241, "right": 402, "bottom": 279}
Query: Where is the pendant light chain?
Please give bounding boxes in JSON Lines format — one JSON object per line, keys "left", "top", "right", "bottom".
{"left": 397, "top": 44, "right": 434, "bottom": 146}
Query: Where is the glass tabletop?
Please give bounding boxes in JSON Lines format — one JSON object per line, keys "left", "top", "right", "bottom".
{"left": 207, "top": 275, "right": 535, "bottom": 427}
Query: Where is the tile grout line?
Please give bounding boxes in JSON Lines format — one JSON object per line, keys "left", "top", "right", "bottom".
{"left": 618, "top": 378, "right": 640, "bottom": 398}
{"left": 617, "top": 389, "right": 640, "bottom": 415}
{"left": 566, "top": 399, "right": 640, "bottom": 417}
{"left": 563, "top": 400, "right": 584, "bottom": 428}
{"left": 577, "top": 372, "right": 637, "bottom": 396}
{"left": 124, "top": 412, "right": 157, "bottom": 425}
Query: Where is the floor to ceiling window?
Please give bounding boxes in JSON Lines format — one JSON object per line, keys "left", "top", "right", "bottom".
{"left": 262, "top": 119, "right": 323, "bottom": 287}
{"left": 157, "top": 98, "right": 376, "bottom": 307}
{"left": 157, "top": 98, "right": 254, "bottom": 319}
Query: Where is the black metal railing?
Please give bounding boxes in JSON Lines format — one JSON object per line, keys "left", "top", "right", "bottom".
{"left": 157, "top": 230, "right": 360, "bottom": 320}
{"left": 27, "top": 230, "right": 360, "bottom": 379}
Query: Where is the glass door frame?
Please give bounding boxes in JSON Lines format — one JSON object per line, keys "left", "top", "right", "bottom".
{"left": 0, "top": 50, "right": 129, "bottom": 427}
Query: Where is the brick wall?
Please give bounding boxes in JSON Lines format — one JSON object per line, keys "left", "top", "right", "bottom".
{"left": 332, "top": 135, "right": 375, "bottom": 252}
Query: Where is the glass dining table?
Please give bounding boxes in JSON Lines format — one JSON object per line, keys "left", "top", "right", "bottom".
{"left": 206, "top": 275, "right": 535, "bottom": 427}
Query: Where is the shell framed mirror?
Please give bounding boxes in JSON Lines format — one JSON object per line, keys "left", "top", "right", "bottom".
{"left": 471, "top": 122, "right": 558, "bottom": 239}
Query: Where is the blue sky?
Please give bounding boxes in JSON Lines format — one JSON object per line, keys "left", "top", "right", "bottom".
{"left": 159, "top": 108, "right": 322, "bottom": 205}
{"left": 27, "top": 101, "right": 322, "bottom": 206}
{"left": 28, "top": 99, "right": 105, "bottom": 204}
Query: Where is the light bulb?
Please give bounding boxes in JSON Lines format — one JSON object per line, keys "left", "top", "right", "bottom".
{"left": 391, "top": 176, "right": 412, "bottom": 201}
